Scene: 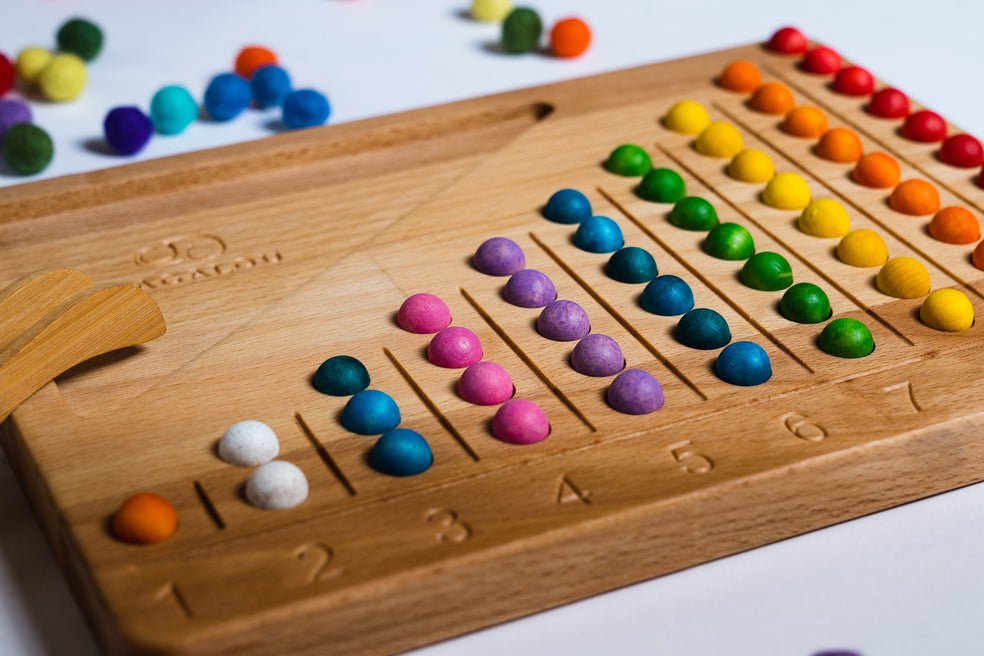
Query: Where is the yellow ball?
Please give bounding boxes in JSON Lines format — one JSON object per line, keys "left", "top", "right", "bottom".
{"left": 762, "top": 172, "right": 811, "bottom": 210}
{"left": 16, "top": 46, "right": 52, "bottom": 84}
{"left": 919, "top": 288, "right": 974, "bottom": 332}
{"left": 837, "top": 229, "right": 888, "bottom": 267}
{"left": 38, "top": 53, "right": 87, "bottom": 102}
{"left": 471, "top": 0, "right": 512, "bottom": 21}
{"left": 728, "top": 149, "right": 775, "bottom": 183}
{"left": 695, "top": 121, "right": 743, "bottom": 158}
{"left": 663, "top": 100, "right": 711, "bottom": 135}
{"left": 876, "top": 257, "right": 931, "bottom": 299}
{"left": 798, "top": 199, "right": 850, "bottom": 238}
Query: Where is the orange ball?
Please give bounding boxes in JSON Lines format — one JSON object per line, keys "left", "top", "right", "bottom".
{"left": 781, "top": 105, "right": 828, "bottom": 138}
{"left": 928, "top": 206, "right": 980, "bottom": 244}
{"left": 550, "top": 18, "right": 591, "bottom": 58}
{"left": 112, "top": 492, "right": 179, "bottom": 545}
{"left": 973, "top": 240, "right": 984, "bottom": 271}
{"left": 889, "top": 179, "right": 941, "bottom": 216}
{"left": 235, "top": 45, "right": 277, "bottom": 79}
{"left": 815, "top": 128, "right": 863, "bottom": 163}
{"left": 852, "top": 152, "right": 901, "bottom": 188}
{"left": 748, "top": 82, "right": 795, "bottom": 115}
{"left": 719, "top": 60, "right": 761, "bottom": 93}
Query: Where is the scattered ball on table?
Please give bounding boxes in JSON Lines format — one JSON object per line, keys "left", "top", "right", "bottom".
{"left": 0, "top": 53, "right": 12, "bottom": 97}
{"left": 920, "top": 288, "right": 974, "bottom": 332}
{"left": 235, "top": 45, "right": 278, "bottom": 79}
{"left": 371, "top": 429, "right": 433, "bottom": 476}
{"left": 901, "top": 110, "right": 947, "bottom": 143}
{"left": 832, "top": 66, "right": 873, "bottom": 96}
{"left": 550, "top": 17, "right": 591, "bottom": 58}
{"left": 103, "top": 106, "right": 153, "bottom": 156}
{"left": 781, "top": 106, "right": 828, "bottom": 139}
{"left": 0, "top": 99, "right": 31, "bottom": 139}
{"left": 762, "top": 172, "right": 811, "bottom": 210}
{"left": 38, "top": 53, "right": 87, "bottom": 102}
{"left": 714, "top": 341, "right": 772, "bottom": 386}
{"left": 889, "top": 179, "right": 940, "bottom": 216}
{"left": 867, "top": 88, "right": 910, "bottom": 119}
{"left": 837, "top": 229, "right": 888, "bottom": 268}
{"left": 939, "top": 134, "right": 984, "bottom": 168}
{"left": 397, "top": 293, "right": 451, "bottom": 333}
{"left": 246, "top": 461, "right": 309, "bottom": 510}
{"left": 876, "top": 257, "right": 930, "bottom": 298}
{"left": 112, "top": 492, "right": 178, "bottom": 544}
{"left": 219, "top": 420, "right": 280, "bottom": 466}
{"left": 15, "top": 47, "right": 52, "bottom": 84}
{"left": 501, "top": 7, "right": 543, "bottom": 54}
{"left": 695, "top": 121, "right": 743, "bottom": 158}
{"left": 637, "top": 167, "right": 686, "bottom": 203}
{"left": 2, "top": 123, "right": 53, "bottom": 175}
{"left": 341, "top": 389, "right": 401, "bottom": 434}
{"left": 313, "top": 355, "right": 370, "bottom": 395}
{"left": 57, "top": 17, "right": 104, "bottom": 62}
{"left": 573, "top": 215, "right": 623, "bottom": 253}
{"left": 543, "top": 188, "right": 591, "bottom": 224}
{"left": 503, "top": 269, "right": 556, "bottom": 308}
{"left": 150, "top": 85, "right": 197, "bottom": 136}
{"left": 283, "top": 89, "right": 330, "bottom": 130}
{"left": 815, "top": 128, "right": 862, "bottom": 163}
{"left": 605, "top": 144, "right": 651, "bottom": 176}
{"left": 474, "top": 236, "right": 525, "bottom": 275}
{"left": 852, "top": 152, "right": 900, "bottom": 188}
{"left": 728, "top": 148, "right": 775, "bottom": 183}
{"left": 204, "top": 72, "right": 252, "bottom": 121}
{"left": 606, "top": 368, "right": 664, "bottom": 414}
{"left": 675, "top": 308, "right": 731, "bottom": 349}
{"left": 798, "top": 199, "right": 850, "bottom": 238}
{"left": 780, "top": 283, "right": 831, "bottom": 324}
{"left": 704, "top": 222, "right": 755, "bottom": 260}
{"left": 251, "top": 65, "right": 292, "bottom": 108}
{"left": 492, "top": 399, "right": 549, "bottom": 444}
{"left": 570, "top": 333, "right": 624, "bottom": 377}
{"left": 670, "top": 196, "right": 718, "bottom": 231}
{"left": 606, "top": 246, "right": 657, "bottom": 284}
{"left": 640, "top": 275, "right": 694, "bottom": 316}
{"left": 663, "top": 100, "right": 710, "bottom": 135}
{"left": 472, "top": 0, "right": 512, "bottom": 22}
{"left": 929, "top": 206, "right": 980, "bottom": 244}
{"left": 819, "top": 318, "right": 874, "bottom": 359}
{"left": 749, "top": 82, "right": 795, "bottom": 115}
{"left": 741, "top": 252, "right": 793, "bottom": 291}
{"left": 458, "top": 361, "right": 514, "bottom": 405}
{"left": 428, "top": 326, "right": 484, "bottom": 368}
{"left": 767, "top": 26, "right": 808, "bottom": 55}
{"left": 801, "top": 46, "right": 841, "bottom": 75}
{"left": 537, "top": 300, "right": 590, "bottom": 341}
{"left": 718, "top": 60, "right": 761, "bottom": 93}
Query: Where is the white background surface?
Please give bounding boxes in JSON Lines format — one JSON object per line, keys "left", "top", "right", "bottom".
{"left": 2, "top": 1, "right": 984, "bottom": 654}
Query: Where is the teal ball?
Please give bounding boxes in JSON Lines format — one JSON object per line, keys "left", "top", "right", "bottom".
{"left": 573, "top": 215, "right": 624, "bottom": 253}
{"left": 640, "top": 275, "right": 694, "bottom": 316}
{"left": 714, "top": 341, "right": 772, "bottom": 386}
{"left": 606, "top": 247, "right": 658, "bottom": 283}
{"left": 370, "top": 429, "right": 433, "bottom": 476}
{"left": 150, "top": 85, "right": 198, "bottom": 136}
{"left": 341, "top": 390, "right": 401, "bottom": 435}
{"left": 543, "top": 188, "right": 592, "bottom": 224}
{"left": 675, "top": 308, "right": 731, "bottom": 349}
{"left": 313, "top": 355, "right": 370, "bottom": 396}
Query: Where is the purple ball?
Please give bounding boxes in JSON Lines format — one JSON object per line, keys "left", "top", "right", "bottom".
{"left": 606, "top": 368, "right": 664, "bottom": 414}
{"left": 503, "top": 269, "right": 556, "bottom": 308}
{"left": 537, "top": 300, "right": 590, "bottom": 341}
{"left": 570, "top": 334, "right": 624, "bottom": 377}
{"left": 103, "top": 106, "right": 153, "bottom": 155}
{"left": 0, "top": 100, "right": 32, "bottom": 140}
{"left": 473, "top": 237, "right": 525, "bottom": 276}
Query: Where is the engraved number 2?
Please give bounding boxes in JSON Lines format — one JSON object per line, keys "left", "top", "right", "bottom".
{"left": 669, "top": 440, "right": 714, "bottom": 474}
{"left": 426, "top": 508, "right": 471, "bottom": 543}
{"left": 295, "top": 543, "right": 342, "bottom": 583}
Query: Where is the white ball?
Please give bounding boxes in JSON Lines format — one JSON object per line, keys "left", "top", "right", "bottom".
{"left": 219, "top": 420, "right": 279, "bottom": 467}
{"left": 245, "top": 461, "right": 309, "bottom": 510}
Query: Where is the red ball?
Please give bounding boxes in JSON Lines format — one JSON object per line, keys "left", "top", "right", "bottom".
{"left": 802, "top": 46, "right": 841, "bottom": 75}
{"left": 867, "top": 88, "right": 910, "bottom": 119}
{"left": 940, "top": 134, "right": 984, "bottom": 168}
{"left": 832, "top": 66, "right": 874, "bottom": 96}
{"left": 768, "top": 26, "right": 808, "bottom": 55}
{"left": 901, "top": 110, "right": 947, "bottom": 143}
{"left": 0, "top": 52, "right": 14, "bottom": 98}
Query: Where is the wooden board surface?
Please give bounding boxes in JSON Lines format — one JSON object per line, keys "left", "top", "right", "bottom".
{"left": 4, "top": 41, "right": 984, "bottom": 655}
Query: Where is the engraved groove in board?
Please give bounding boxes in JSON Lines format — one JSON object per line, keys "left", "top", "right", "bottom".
{"left": 294, "top": 412, "right": 358, "bottom": 495}
{"left": 157, "top": 582, "right": 193, "bottom": 619}
{"left": 193, "top": 481, "right": 226, "bottom": 530}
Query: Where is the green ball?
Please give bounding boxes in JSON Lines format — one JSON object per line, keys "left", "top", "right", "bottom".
{"left": 2, "top": 124, "right": 54, "bottom": 175}
{"left": 780, "top": 283, "right": 831, "bottom": 324}
{"left": 605, "top": 144, "right": 651, "bottom": 176}
{"left": 313, "top": 355, "right": 371, "bottom": 396}
{"left": 670, "top": 196, "right": 718, "bottom": 231}
{"left": 740, "top": 252, "right": 793, "bottom": 291}
{"left": 819, "top": 317, "right": 874, "bottom": 359}
{"left": 606, "top": 246, "right": 658, "bottom": 283}
{"left": 501, "top": 8, "right": 543, "bottom": 53}
{"left": 704, "top": 223, "right": 755, "bottom": 260}
{"left": 57, "top": 17, "right": 104, "bottom": 62}
{"left": 637, "top": 168, "right": 686, "bottom": 202}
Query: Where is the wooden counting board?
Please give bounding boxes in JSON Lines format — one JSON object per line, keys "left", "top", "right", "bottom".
{"left": 4, "top": 39, "right": 984, "bottom": 655}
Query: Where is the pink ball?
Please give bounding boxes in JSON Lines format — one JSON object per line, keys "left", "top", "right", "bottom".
{"left": 427, "top": 327, "right": 483, "bottom": 368}
{"left": 397, "top": 293, "right": 451, "bottom": 334}
{"left": 491, "top": 399, "right": 550, "bottom": 444}
{"left": 458, "top": 361, "right": 513, "bottom": 405}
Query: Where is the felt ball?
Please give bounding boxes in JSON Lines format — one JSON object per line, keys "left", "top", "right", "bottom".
{"left": 695, "top": 121, "right": 743, "bottom": 158}
{"left": 492, "top": 399, "right": 549, "bottom": 444}
{"left": 832, "top": 66, "right": 873, "bottom": 96}
{"left": 474, "top": 236, "right": 525, "bottom": 275}
{"left": 149, "top": 85, "right": 197, "bottom": 136}
{"left": 798, "top": 199, "right": 850, "bottom": 238}
{"left": 637, "top": 167, "right": 686, "bottom": 203}
{"left": 802, "top": 46, "right": 841, "bottom": 75}
{"left": 57, "top": 17, "right": 104, "bottom": 62}
{"left": 0, "top": 53, "right": 12, "bottom": 97}
{"left": 606, "top": 247, "right": 658, "bottom": 284}
{"left": 341, "top": 389, "right": 401, "bottom": 434}
{"left": 38, "top": 53, "right": 87, "bottom": 102}
{"left": 2, "top": 123, "right": 53, "bottom": 175}
{"left": 714, "top": 341, "right": 772, "bottom": 386}
{"left": 719, "top": 60, "right": 761, "bottom": 93}
{"left": 313, "top": 355, "right": 371, "bottom": 395}
{"left": 472, "top": 0, "right": 512, "bottom": 22}
{"left": 219, "top": 420, "right": 280, "bottom": 466}
{"left": 819, "top": 318, "right": 874, "bottom": 358}
{"left": 428, "top": 327, "right": 484, "bottom": 368}
{"left": 204, "top": 72, "right": 251, "bottom": 121}
{"left": 762, "top": 172, "right": 811, "bottom": 210}
{"left": 573, "top": 215, "right": 624, "bottom": 253}
{"left": 503, "top": 269, "right": 557, "bottom": 308}
{"left": 929, "top": 207, "right": 980, "bottom": 245}
{"left": 663, "top": 100, "right": 710, "bottom": 135}
{"left": 606, "top": 368, "right": 664, "bottom": 414}
{"left": 675, "top": 308, "right": 731, "bottom": 349}
{"left": 543, "top": 188, "right": 591, "bottom": 224}
{"left": 837, "top": 229, "right": 889, "bottom": 268}
{"left": 570, "top": 333, "right": 624, "bottom": 377}
{"left": 370, "top": 429, "right": 433, "bottom": 476}
{"left": 781, "top": 106, "right": 828, "bottom": 139}
{"left": 901, "top": 110, "right": 947, "bottom": 143}
{"left": 103, "top": 106, "right": 153, "bottom": 156}
{"left": 704, "top": 222, "right": 755, "bottom": 260}
{"left": 501, "top": 7, "right": 543, "bottom": 54}
{"left": 251, "top": 65, "right": 292, "bottom": 108}
{"left": 550, "top": 17, "right": 591, "bottom": 58}
{"left": 975, "top": 240, "right": 984, "bottom": 271}
{"left": 640, "top": 275, "right": 694, "bottom": 316}
{"left": 889, "top": 179, "right": 940, "bottom": 216}
{"left": 815, "top": 128, "right": 862, "bottom": 163}
{"left": 670, "top": 196, "right": 718, "bottom": 231}
{"left": 112, "top": 493, "right": 178, "bottom": 544}
{"left": 919, "top": 288, "right": 974, "bottom": 332}
{"left": 246, "top": 461, "right": 309, "bottom": 510}
{"left": 867, "top": 88, "right": 910, "bottom": 119}
{"left": 876, "top": 257, "right": 930, "bottom": 298}
{"left": 852, "top": 152, "right": 900, "bottom": 188}
{"left": 749, "top": 82, "right": 795, "bottom": 115}
{"left": 235, "top": 46, "right": 278, "bottom": 79}
{"left": 768, "top": 26, "right": 808, "bottom": 55}
{"left": 0, "top": 99, "right": 32, "bottom": 139}
{"left": 728, "top": 148, "right": 775, "bottom": 183}
{"left": 939, "top": 134, "right": 984, "bottom": 168}
{"left": 537, "top": 300, "right": 590, "bottom": 341}
{"left": 397, "top": 293, "right": 452, "bottom": 333}
{"left": 283, "top": 89, "right": 330, "bottom": 130}
{"left": 606, "top": 143, "right": 651, "bottom": 176}
{"left": 780, "top": 283, "right": 831, "bottom": 324}
{"left": 458, "top": 361, "right": 514, "bottom": 405}
{"left": 16, "top": 47, "right": 51, "bottom": 84}
{"left": 741, "top": 252, "right": 793, "bottom": 291}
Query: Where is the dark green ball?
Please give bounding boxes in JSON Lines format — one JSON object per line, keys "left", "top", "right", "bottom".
{"left": 780, "top": 283, "right": 831, "bottom": 324}
{"left": 605, "top": 144, "right": 651, "bottom": 176}
{"left": 57, "top": 18, "right": 104, "bottom": 61}
{"left": 704, "top": 222, "right": 755, "bottom": 260}
{"left": 819, "top": 317, "right": 874, "bottom": 359}
{"left": 740, "top": 252, "right": 793, "bottom": 291}
{"left": 675, "top": 308, "right": 731, "bottom": 349}
{"left": 606, "top": 247, "right": 658, "bottom": 283}
{"left": 501, "top": 8, "right": 543, "bottom": 54}
{"left": 637, "top": 168, "right": 685, "bottom": 202}
{"left": 670, "top": 196, "right": 718, "bottom": 231}
{"left": 313, "top": 355, "right": 370, "bottom": 396}
{"left": 2, "top": 124, "right": 54, "bottom": 175}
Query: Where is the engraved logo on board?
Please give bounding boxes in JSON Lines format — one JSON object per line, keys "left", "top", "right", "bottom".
{"left": 134, "top": 234, "right": 282, "bottom": 290}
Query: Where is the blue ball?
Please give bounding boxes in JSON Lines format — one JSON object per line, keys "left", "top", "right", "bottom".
{"left": 204, "top": 72, "right": 251, "bottom": 122}
{"left": 103, "top": 106, "right": 153, "bottom": 155}
{"left": 149, "top": 85, "right": 197, "bottom": 135}
{"left": 543, "top": 188, "right": 592, "bottom": 224}
{"left": 251, "top": 65, "right": 292, "bottom": 108}
{"left": 370, "top": 428, "right": 433, "bottom": 476}
{"left": 675, "top": 308, "right": 731, "bottom": 349}
{"left": 341, "top": 389, "right": 401, "bottom": 435}
{"left": 573, "top": 215, "right": 624, "bottom": 253}
{"left": 282, "top": 89, "right": 330, "bottom": 130}
{"left": 714, "top": 341, "right": 772, "bottom": 386}
{"left": 640, "top": 275, "right": 694, "bottom": 316}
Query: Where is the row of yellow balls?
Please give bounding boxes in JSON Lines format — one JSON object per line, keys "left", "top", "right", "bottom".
{"left": 16, "top": 47, "right": 87, "bottom": 102}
